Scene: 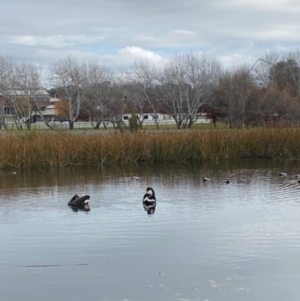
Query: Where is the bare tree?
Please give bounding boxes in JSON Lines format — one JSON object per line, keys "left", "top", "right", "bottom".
{"left": 156, "top": 62, "right": 187, "bottom": 129}
{"left": 254, "top": 51, "right": 300, "bottom": 95}
{"left": 217, "top": 70, "right": 235, "bottom": 128}
{"left": 252, "top": 52, "right": 280, "bottom": 87}
{"left": 157, "top": 53, "right": 222, "bottom": 128}
{"left": 128, "top": 60, "right": 161, "bottom": 129}
{"left": 0, "top": 58, "right": 28, "bottom": 130}
{"left": 251, "top": 51, "right": 300, "bottom": 125}
{"left": 108, "top": 81, "right": 129, "bottom": 132}
{"left": 231, "top": 66, "right": 255, "bottom": 128}
{"left": 0, "top": 57, "right": 14, "bottom": 129}
{"left": 49, "top": 57, "right": 89, "bottom": 130}
{"left": 14, "top": 62, "right": 53, "bottom": 130}
{"left": 0, "top": 59, "right": 48, "bottom": 130}
{"left": 217, "top": 67, "right": 256, "bottom": 128}
{"left": 84, "top": 62, "right": 114, "bottom": 129}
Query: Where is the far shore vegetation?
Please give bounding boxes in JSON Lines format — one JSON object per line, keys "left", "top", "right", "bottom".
{"left": 1, "top": 50, "right": 300, "bottom": 170}
{"left": 1, "top": 50, "right": 300, "bottom": 132}
{"left": 1, "top": 126, "right": 300, "bottom": 170}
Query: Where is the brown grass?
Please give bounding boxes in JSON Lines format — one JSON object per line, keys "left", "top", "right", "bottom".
{"left": 0, "top": 128, "right": 300, "bottom": 170}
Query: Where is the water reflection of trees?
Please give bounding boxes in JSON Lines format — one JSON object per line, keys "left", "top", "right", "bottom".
{"left": 0, "top": 160, "right": 296, "bottom": 196}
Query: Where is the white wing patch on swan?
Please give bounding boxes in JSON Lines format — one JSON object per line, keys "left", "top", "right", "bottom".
{"left": 143, "top": 196, "right": 155, "bottom": 202}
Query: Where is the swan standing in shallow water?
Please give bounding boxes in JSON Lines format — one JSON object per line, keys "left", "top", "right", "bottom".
{"left": 142, "top": 187, "right": 156, "bottom": 215}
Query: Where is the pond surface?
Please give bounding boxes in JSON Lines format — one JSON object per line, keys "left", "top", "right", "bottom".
{"left": 1, "top": 160, "right": 300, "bottom": 301}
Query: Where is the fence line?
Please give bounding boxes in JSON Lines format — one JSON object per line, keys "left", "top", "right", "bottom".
{"left": 2, "top": 118, "right": 211, "bottom": 130}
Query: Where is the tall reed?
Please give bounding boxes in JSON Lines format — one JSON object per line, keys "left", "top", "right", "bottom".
{"left": 0, "top": 128, "right": 300, "bottom": 170}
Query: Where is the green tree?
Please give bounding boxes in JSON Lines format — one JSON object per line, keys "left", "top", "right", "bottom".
{"left": 128, "top": 109, "right": 139, "bottom": 132}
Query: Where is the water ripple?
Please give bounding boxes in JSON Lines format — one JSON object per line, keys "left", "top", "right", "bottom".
{"left": 1, "top": 164, "right": 300, "bottom": 301}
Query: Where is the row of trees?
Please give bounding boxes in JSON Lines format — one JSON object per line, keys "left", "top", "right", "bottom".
{"left": 218, "top": 53, "right": 300, "bottom": 128}
{"left": 0, "top": 58, "right": 52, "bottom": 130}
{"left": 1, "top": 50, "right": 300, "bottom": 130}
{"left": 48, "top": 54, "right": 222, "bottom": 130}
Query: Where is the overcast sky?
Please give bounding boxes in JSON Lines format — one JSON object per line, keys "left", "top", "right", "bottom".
{"left": 1, "top": 0, "right": 300, "bottom": 70}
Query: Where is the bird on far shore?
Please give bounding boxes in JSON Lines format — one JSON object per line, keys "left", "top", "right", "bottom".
{"left": 279, "top": 172, "right": 287, "bottom": 177}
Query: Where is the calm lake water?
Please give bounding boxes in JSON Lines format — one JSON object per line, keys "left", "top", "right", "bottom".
{"left": 1, "top": 160, "right": 300, "bottom": 301}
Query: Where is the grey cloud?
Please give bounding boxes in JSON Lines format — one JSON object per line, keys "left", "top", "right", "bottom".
{"left": 0, "top": 0, "right": 300, "bottom": 70}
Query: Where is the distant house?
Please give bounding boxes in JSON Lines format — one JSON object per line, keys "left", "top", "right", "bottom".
{"left": 0, "top": 90, "right": 50, "bottom": 123}
{"left": 122, "top": 112, "right": 210, "bottom": 125}
{"left": 122, "top": 113, "right": 171, "bottom": 123}
{"left": 0, "top": 91, "right": 66, "bottom": 124}
{"left": 31, "top": 97, "right": 64, "bottom": 122}
{"left": 0, "top": 100, "right": 15, "bottom": 123}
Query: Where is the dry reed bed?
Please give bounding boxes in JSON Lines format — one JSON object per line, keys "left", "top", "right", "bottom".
{"left": 0, "top": 128, "right": 300, "bottom": 170}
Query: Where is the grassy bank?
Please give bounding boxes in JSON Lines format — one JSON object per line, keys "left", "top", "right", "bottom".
{"left": 1, "top": 128, "right": 300, "bottom": 170}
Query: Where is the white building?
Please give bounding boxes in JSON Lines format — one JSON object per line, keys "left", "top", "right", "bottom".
{"left": 122, "top": 112, "right": 210, "bottom": 125}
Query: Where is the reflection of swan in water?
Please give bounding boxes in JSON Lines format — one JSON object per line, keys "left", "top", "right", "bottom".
{"left": 69, "top": 205, "right": 90, "bottom": 212}
{"left": 142, "top": 187, "right": 156, "bottom": 215}
{"left": 68, "top": 194, "right": 90, "bottom": 212}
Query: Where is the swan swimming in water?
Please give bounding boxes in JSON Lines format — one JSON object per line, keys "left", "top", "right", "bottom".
{"left": 142, "top": 187, "right": 156, "bottom": 215}
{"left": 68, "top": 194, "right": 90, "bottom": 211}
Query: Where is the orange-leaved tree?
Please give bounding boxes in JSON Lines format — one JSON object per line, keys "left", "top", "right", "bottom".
{"left": 54, "top": 98, "right": 69, "bottom": 120}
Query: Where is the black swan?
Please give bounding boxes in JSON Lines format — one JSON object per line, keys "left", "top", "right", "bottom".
{"left": 142, "top": 187, "right": 156, "bottom": 215}
{"left": 68, "top": 194, "right": 90, "bottom": 207}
